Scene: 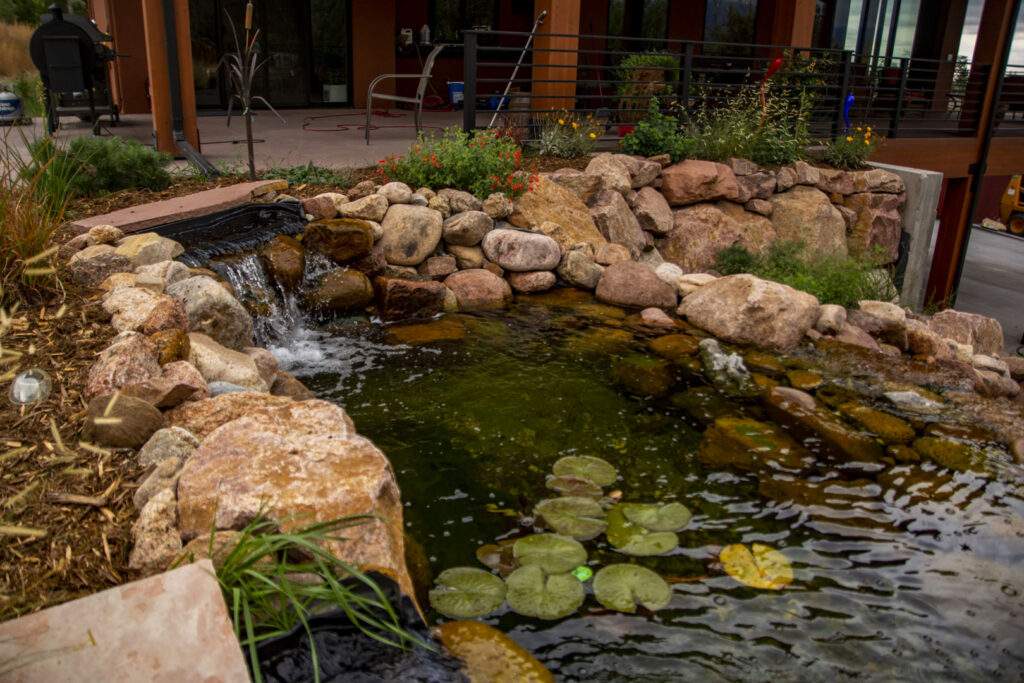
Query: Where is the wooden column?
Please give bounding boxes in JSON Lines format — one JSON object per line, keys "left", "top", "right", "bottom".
{"left": 532, "top": 0, "right": 581, "bottom": 112}
{"left": 757, "top": 0, "right": 817, "bottom": 48}
{"left": 140, "top": 0, "right": 200, "bottom": 155}
{"left": 352, "top": 0, "right": 396, "bottom": 107}
{"left": 925, "top": 0, "right": 1020, "bottom": 305}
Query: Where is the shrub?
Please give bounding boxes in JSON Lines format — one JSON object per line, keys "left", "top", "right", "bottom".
{"left": 378, "top": 127, "right": 535, "bottom": 199}
{"left": 714, "top": 241, "right": 895, "bottom": 308}
{"left": 621, "top": 98, "right": 690, "bottom": 161}
{"left": 823, "top": 125, "right": 882, "bottom": 170}
{"left": 25, "top": 135, "right": 172, "bottom": 198}
{"left": 263, "top": 162, "right": 353, "bottom": 187}
{"left": 11, "top": 71, "right": 44, "bottom": 118}
{"left": 535, "top": 110, "right": 602, "bottom": 158}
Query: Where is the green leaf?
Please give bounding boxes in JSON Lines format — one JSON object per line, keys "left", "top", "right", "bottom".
{"left": 545, "top": 474, "right": 603, "bottom": 498}
{"left": 513, "top": 534, "right": 587, "bottom": 575}
{"left": 534, "top": 497, "right": 608, "bottom": 541}
{"left": 552, "top": 455, "right": 618, "bottom": 487}
{"left": 428, "top": 567, "right": 507, "bottom": 619}
{"left": 593, "top": 564, "right": 672, "bottom": 613}
{"left": 605, "top": 505, "right": 678, "bottom": 556}
{"left": 505, "top": 565, "right": 585, "bottom": 620}
{"left": 619, "top": 502, "right": 692, "bottom": 532}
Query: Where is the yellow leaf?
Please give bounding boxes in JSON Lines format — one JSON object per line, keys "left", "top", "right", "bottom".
{"left": 720, "top": 543, "right": 793, "bottom": 590}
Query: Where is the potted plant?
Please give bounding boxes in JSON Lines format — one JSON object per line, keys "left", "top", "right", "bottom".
{"left": 616, "top": 52, "right": 678, "bottom": 132}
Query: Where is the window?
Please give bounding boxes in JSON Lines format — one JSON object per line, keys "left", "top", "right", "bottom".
{"left": 432, "top": 0, "right": 497, "bottom": 43}
{"left": 704, "top": 0, "right": 757, "bottom": 45}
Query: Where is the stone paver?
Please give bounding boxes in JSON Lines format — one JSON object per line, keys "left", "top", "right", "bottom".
{"left": 0, "top": 559, "right": 249, "bottom": 682}
{"left": 70, "top": 180, "right": 287, "bottom": 234}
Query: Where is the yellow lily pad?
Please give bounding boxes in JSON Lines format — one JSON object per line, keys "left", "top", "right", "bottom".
{"left": 436, "top": 620, "right": 554, "bottom": 683}
{"left": 720, "top": 543, "right": 793, "bottom": 590}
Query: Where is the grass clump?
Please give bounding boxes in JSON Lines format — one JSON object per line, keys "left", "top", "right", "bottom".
{"left": 262, "top": 162, "right": 353, "bottom": 187}
{"left": 536, "top": 110, "right": 602, "bottom": 158}
{"left": 824, "top": 125, "right": 882, "bottom": 170}
{"left": 715, "top": 241, "right": 896, "bottom": 307}
{"left": 378, "top": 127, "right": 534, "bottom": 199}
{"left": 210, "top": 516, "right": 433, "bottom": 683}
{"left": 621, "top": 98, "right": 690, "bottom": 161}
{"left": 25, "top": 135, "right": 172, "bottom": 199}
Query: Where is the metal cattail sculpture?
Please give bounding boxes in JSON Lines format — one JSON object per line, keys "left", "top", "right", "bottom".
{"left": 222, "top": 1, "right": 283, "bottom": 180}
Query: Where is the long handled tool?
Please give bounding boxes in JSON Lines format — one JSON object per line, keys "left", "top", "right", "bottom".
{"left": 488, "top": 10, "right": 547, "bottom": 129}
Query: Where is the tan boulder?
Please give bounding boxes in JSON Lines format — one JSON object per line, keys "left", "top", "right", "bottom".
{"left": 129, "top": 488, "right": 182, "bottom": 574}
{"left": 121, "top": 360, "right": 209, "bottom": 408}
{"left": 187, "top": 333, "right": 268, "bottom": 392}
{"left": 769, "top": 186, "right": 847, "bottom": 260}
{"left": 660, "top": 160, "right": 739, "bottom": 206}
{"left": 630, "top": 186, "right": 673, "bottom": 234}
{"left": 546, "top": 168, "right": 603, "bottom": 204}
{"left": 166, "top": 392, "right": 299, "bottom": 439}
{"left": 336, "top": 193, "right": 388, "bottom": 222}
{"left": 508, "top": 176, "right": 606, "bottom": 251}
{"left": 380, "top": 204, "right": 444, "bottom": 266}
{"left": 85, "top": 332, "right": 162, "bottom": 400}
{"left": 66, "top": 244, "right": 133, "bottom": 287}
{"left": 661, "top": 201, "right": 776, "bottom": 273}
{"left": 585, "top": 153, "right": 631, "bottom": 195}
{"left": 444, "top": 269, "right": 512, "bottom": 310}
{"left": 849, "top": 168, "right": 904, "bottom": 194}
{"left": 677, "top": 274, "right": 820, "bottom": 350}
{"left": 87, "top": 224, "right": 124, "bottom": 245}
{"left": 928, "top": 310, "right": 1004, "bottom": 356}
{"left": 595, "top": 261, "right": 677, "bottom": 309}
{"left": 114, "top": 233, "right": 184, "bottom": 267}
{"left": 102, "top": 286, "right": 165, "bottom": 333}
{"left": 304, "top": 268, "right": 374, "bottom": 314}
{"left": 844, "top": 192, "right": 904, "bottom": 264}
{"left": 589, "top": 190, "right": 647, "bottom": 258}
{"left": 303, "top": 219, "right": 374, "bottom": 264}
{"left": 165, "top": 276, "right": 254, "bottom": 351}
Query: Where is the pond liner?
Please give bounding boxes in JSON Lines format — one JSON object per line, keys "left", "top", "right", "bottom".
{"left": 252, "top": 572, "right": 465, "bottom": 683}
{"left": 150, "top": 200, "right": 306, "bottom": 267}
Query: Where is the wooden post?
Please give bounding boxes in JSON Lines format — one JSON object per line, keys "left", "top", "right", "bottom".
{"left": 532, "top": 0, "right": 581, "bottom": 113}
{"left": 757, "top": 0, "right": 816, "bottom": 48}
{"left": 140, "top": 0, "right": 200, "bottom": 155}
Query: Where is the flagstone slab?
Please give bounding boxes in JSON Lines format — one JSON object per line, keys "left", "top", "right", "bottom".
{"left": 0, "top": 559, "right": 249, "bottom": 682}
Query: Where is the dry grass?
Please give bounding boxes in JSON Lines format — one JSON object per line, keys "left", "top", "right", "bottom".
{"left": 0, "top": 23, "right": 33, "bottom": 79}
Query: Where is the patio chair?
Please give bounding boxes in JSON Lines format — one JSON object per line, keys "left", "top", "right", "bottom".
{"left": 365, "top": 43, "right": 449, "bottom": 144}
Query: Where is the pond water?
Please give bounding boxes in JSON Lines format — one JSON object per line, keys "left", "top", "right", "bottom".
{"left": 255, "top": 284, "right": 1024, "bottom": 682}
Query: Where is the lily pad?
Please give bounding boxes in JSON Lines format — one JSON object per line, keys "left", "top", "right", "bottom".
{"left": 436, "top": 621, "right": 554, "bottom": 683}
{"left": 720, "top": 543, "right": 793, "bottom": 590}
{"left": 545, "top": 474, "right": 603, "bottom": 498}
{"left": 605, "top": 505, "right": 678, "bottom": 556}
{"left": 505, "top": 565, "right": 585, "bottom": 620}
{"left": 551, "top": 455, "right": 618, "bottom": 487}
{"left": 534, "top": 497, "right": 608, "bottom": 541}
{"left": 593, "top": 564, "right": 672, "bottom": 613}
{"left": 428, "top": 567, "right": 507, "bottom": 619}
{"left": 476, "top": 542, "right": 516, "bottom": 576}
{"left": 620, "top": 502, "right": 692, "bottom": 532}
{"left": 513, "top": 534, "right": 587, "bottom": 575}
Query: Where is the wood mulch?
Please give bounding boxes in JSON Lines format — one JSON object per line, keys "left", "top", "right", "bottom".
{"left": 0, "top": 283, "right": 142, "bottom": 621}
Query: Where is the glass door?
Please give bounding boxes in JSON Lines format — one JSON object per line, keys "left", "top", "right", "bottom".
{"left": 261, "top": 0, "right": 309, "bottom": 106}
{"left": 309, "top": 0, "right": 350, "bottom": 104}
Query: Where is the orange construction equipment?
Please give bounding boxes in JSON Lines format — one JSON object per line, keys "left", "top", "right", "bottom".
{"left": 999, "top": 175, "right": 1024, "bottom": 234}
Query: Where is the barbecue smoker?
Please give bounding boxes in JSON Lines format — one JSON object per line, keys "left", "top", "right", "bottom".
{"left": 30, "top": 4, "right": 119, "bottom": 134}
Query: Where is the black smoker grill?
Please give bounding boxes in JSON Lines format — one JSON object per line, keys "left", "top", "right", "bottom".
{"left": 30, "top": 4, "right": 120, "bottom": 135}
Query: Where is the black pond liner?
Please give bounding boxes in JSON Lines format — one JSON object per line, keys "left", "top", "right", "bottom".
{"left": 150, "top": 201, "right": 306, "bottom": 266}
{"left": 252, "top": 573, "right": 466, "bottom": 683}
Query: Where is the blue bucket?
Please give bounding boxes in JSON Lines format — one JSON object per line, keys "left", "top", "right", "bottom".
{"left": 447, "top": 81, "right": 464, "bottom": 108}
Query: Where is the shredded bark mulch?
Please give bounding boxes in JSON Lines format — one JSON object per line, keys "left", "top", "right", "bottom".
{"left": 0, "top": 285, "right": 141, "bottom": 621}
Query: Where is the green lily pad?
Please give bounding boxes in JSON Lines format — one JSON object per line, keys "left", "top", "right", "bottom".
{"left": 513, "top": 534, "right": 588, "bottom": 575}
{"left": 428, "top": 567, "right": 507, "bottom": 619}
{"left": 551, "top": 456, "right": 618, "bottom": 487}
{"left": 605, "top": 505, "right": 678, "bottom": 556}
{"left": 593, "top": 564, "right": 672, "bottom": 613}
{"left": 619, "top": 502, "right": 692, "bottom": 532}
{"left": 505, "top": 565, "right": 585, "bottom": 620}
{"left": 534, "top": 497, "right": 608, "bottom": 541}
{"left": 545, "top": 474, "right": 603, "bottom": 498}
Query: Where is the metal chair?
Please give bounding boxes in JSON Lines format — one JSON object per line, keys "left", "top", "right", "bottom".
{"left": 365, "top": 43, "right": 449, "bottom": 144}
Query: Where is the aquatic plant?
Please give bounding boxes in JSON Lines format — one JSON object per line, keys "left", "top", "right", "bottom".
{"left": 533, "top": 496, "right": 608, "bottom": 541}
{"left": 551, "top": 455, "right": 619, "bottom": 487}
{"left": 428, "top": 566, "right": 507, "bottom": 619}
{"left": 593, "top": 564, "right": 671, "bottom": 613}
{"left": 618, "top": 502, "right": 692, "bottom": 533}
{"left": 435, "top": 621, "right": 554, "bottom": 682}
{"left": 720, "top": 543, "right": 793, "bottom": 590}
{"left": 512, "top": 534, "right": 587, "bottom": 575}
{"left": 505, "top": 565, "right": 585, "bottom": 620}
{"left": 605, "top": 505, "right": 679, "bottom": 556}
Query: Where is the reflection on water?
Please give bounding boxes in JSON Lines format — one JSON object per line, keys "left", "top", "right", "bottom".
{"left": 275, "top": 296, "right": 1024, "bottom": 682}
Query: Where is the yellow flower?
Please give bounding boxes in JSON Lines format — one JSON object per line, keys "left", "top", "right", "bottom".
{"left": 864, "top": 139, "right": 871, "bottom": 145}
{"left": 588, "top": 132, "right": 597, "bottom": 139}
{"left": 572, "top": 121, "right": 580, "bottom": 129}
{"left": 856, "top": 127, "right": 862, "bottom": 132}
{"left": 866, "top": 126, "right": 872, "bottom": 132}
{"left": 558, "top": 118, "right": 565, "bottom": 126}
{"left": 846, "top": 136, "right": 853, "bottom": 142}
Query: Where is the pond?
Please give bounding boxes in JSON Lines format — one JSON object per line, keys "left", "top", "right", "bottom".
{"left": 256, "top": 287, "right": 1024, "bottom": 682}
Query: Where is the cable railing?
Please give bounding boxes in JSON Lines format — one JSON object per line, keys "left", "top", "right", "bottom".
{"left": 461, "top": 29, "right": 1018, "bottom": 142}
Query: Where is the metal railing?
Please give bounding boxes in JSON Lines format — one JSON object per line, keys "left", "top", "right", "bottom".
{"left": 461, "top": 29, "right": 1018, "bottom": 142}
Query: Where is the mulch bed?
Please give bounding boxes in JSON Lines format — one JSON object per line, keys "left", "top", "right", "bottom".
{"left": 0, "top": 285, "right": 141, "bottom": 621}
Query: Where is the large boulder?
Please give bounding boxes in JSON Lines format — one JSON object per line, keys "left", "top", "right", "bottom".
{"left": 595, "top": 261, "right": 677, "bottom": 309}
{"left": 661, "top": 202, "right": 776, "bottom": 273}
{"left": 438, "top": 189, "right": 482, "bottom": 213}
{"left": 660, "top": 160, "right": 739, "bottom": 206}
{"left": 843, "top": 192, "right": 904, "bottom": 264}
{"left": 442, "top": 210, "right": 493, "bottom": 247}
{"left": 114, "top": 233, "right": 184, "bottom": 267}
{"left": 849, "top": 168, "right": 904, "bottom": 194}
{"left": 135, "top": 259, "right": 192, "bottom": 290}
{"left": 507, "top": 270, "right": 556, "bottom": 293}
{"left": 304, "top": 268, "right": 374, "bottom": 315}
{"left": 187, "top": 332, "right": 268, "bottom": 391}
{"left": 166, "top": 276, "right": 253, "bottom": 350}
{"left": 65, "top": 244, "right": 133, "bottom": 287}
{"left": 558, "top": 246, "right": 604, "bottom": 289}
{"left": 769, "top": 186, "right": 847, "bottom": 259}
{"left": 378, "top": 181, "right": 413, "bottom": 204}
{"left": 259, "top": 234, "right": 306, "bottom": 289}
{"left": 85, "top": 332, "right": 162, "bottom": 400}
{"left": 589, "top": 190, "right": 647, "bottom": 258}
{"left": 928, "top": 310, "right": 1004, "bottom": 356}
{"left": 336, "top": 193, "right": 388, "bottom": 222}
{"left": 630, "top": 186, "right": 673, "bottom": 234}
{"left": 303, "top": 219, "right": 375, "bottom": 264}
{"left": 677, "top": 274, "right": 820, "bottom": 350}
{"left": 585, "top": 153, "right": 632, "bottom": 195}
{"left": 166, "top": 392, "right": 298, "bottom": 439}
{"left": 374, "top": 276, "right": 447, "bottom": 321}
{"left": 379, "top": 205, "right": 443, "bottom": 266}
{"left": 546, "top": 168, "right": 603, "bottom": 204}
{"left": 121, "top": 359, "right": 208, "bottom": 409}
{"left": 612, "top": 154, "right": 661, "bottom": 188}
{"left": 101, "top": 286, "right": 165, "bottom": 333}
{"left": 508, "top": 176, "right": 606, "bottom": 251}
{"left": 481, "top": 228, "right": 561, "bottom": 272}
{"left": 175, "top": 400, "right": 414, "bottom": 597}
{"left": 444, "top": 269, "right": 512, "bottom": 310}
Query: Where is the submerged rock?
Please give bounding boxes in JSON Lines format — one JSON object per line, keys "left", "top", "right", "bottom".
{"left": 764, "top": 387, "right": 884, "bottom": 463}
{"left": 386, "top": 317, "right": 467, "bottom": 345}
{"left": 912, "top": 436, "right": 990, "bottom": 474}
{"left": 837, "top": 402, "right": 915, "bottom": 444}
{"left": 698, "top": 338, "right": 756, "bottom": 396}
{"left": 613, "top": 354, "right": 674, "bottom": 398}
{"left": 698, "top": 416, "right": 811, "bottom": 472}
{"left": 436, "top": 621, "right": 554, "bottom": 682}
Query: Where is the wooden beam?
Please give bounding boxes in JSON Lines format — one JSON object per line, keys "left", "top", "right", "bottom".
{"left": 532, "top": 0, "right": 581, "bottom": 112}
{"left": 140, "top": 0, "right": 199, "bottom": 155}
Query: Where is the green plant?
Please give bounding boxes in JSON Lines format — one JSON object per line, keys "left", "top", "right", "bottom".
{"left": 616, "top": 52, "right": 678, "bottom": 123}
{"left": 24, "top": 135, "right": 172, "bottom": 199}
{"left": 823, "top": 125, "right": 882, "bottom": 170}
{"left": 621, "top": 98, "right": 690, "bottom": 161}
{"left": 715, "top": 241, "right": 896, "bottom": 308}
{"left": 535, "top": 111, "right": 602, "bottom": 158}
{"left": 210, "top": 516, "right": 433, "bottom": 683}
{"left": 263, "top": 163, "right": 353, "bottom": 186}
{"left": 378, "top": 127, "right": 535, "bottom": 199}
{"left": 11, "top": 71, "right": 43, "bottom": 118}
